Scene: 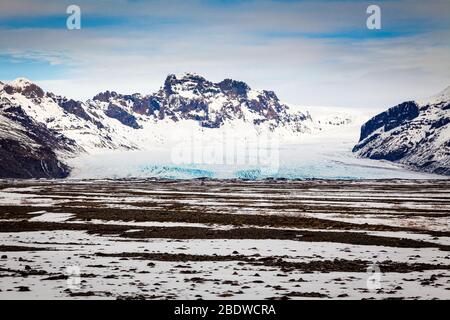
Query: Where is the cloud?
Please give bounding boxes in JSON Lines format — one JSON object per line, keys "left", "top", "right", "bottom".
{"left": 0, "top": 0, "right": 449, "bottom": 108}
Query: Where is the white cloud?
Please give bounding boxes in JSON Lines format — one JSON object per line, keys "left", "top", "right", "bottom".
{"left": 0, "top": 0, "right": 449, "bottom": 108}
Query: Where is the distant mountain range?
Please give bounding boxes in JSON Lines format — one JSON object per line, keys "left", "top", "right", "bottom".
{"left": 353, "top": 86, "right": 450, "bottom": 175}
{"left": 0, "top": 73, "right": 353, "bottom": 178}
{"left": 0, "top": 73, "right": 448, "bottom": 178}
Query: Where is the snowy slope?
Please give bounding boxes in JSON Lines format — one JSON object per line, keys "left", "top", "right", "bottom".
{"left": 0, "top": 78, "right": 144, "bottom": 154}
{"left": 353, "top": 87, "right": 450, "bottom": 175}
{"left": 0, "top": 96, "right": 76, "bottom": 178}
{"left": 0, "top": 74, "right": 353, "bottom": 153}
{"left": 0, "top": 73, "right": 365, "bottom": 178}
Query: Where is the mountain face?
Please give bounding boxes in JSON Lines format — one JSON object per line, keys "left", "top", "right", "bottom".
{"left": 92, "top": 73, "right": 311, "bottom": 131}
{"left": 0, "top": 97, "right": 75, "bottom": 178}
{"left": 0, "top": 73, "right": 322, "bottom": 178}
{"left": 353, "top": 87, "right": 450, "bottom": 175}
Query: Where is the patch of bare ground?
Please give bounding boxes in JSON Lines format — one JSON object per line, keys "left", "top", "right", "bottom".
{"left": 0, "top": 220, "right": 448, "bottom": 250}
{"left": 94, "top": 252, "right": 450, "bottom": 273}
{"left": 0, "top": 206, "right": 56, "bottom": 220}
{"left": 0, "top": 245, "right": 50, "bottom": 252}
{"left": 63, "top": 206, "right": 450, "bottom": 236}
{"left": 2, "top": 203, "right": 449, "bottom": 237}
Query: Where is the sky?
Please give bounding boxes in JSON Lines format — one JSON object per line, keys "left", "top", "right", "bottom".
{"left": 0, "top": 0, "right": 449, "bottom": 108}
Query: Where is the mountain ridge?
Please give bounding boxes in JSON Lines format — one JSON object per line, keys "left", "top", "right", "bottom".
{"left": 0, "top": 96, "right": 75, "bottom": 178}
{"left": 0, "top": 73, "right": 338, "bottom": 178}
{"left": 353, "top": 86, "right": 450, "bottom": 175}
{"left": 2, "top": 73, "right": 433, "bottom": 179}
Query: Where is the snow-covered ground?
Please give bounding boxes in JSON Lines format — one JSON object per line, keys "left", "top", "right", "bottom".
{"left": 0, "top": 179, "right": 449, "bottom": 300}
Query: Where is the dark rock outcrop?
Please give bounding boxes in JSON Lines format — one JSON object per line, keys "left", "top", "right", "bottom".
{"left": 3, "top": 80, "right": 44, "bottom": 99}
{"left": 353, "top": 89, "right": 450, "bottom": 175}
{"left": 0, "top": 138, "right": 70, "bottom": 179}
{"left": 357, "top": 101, "right": 420, "bottom": 142}
{"left": 105, "top": 104, "right": 142, "bottom": 129}
{"left": 0, "top": 98, "right": 75, "bottom": 179}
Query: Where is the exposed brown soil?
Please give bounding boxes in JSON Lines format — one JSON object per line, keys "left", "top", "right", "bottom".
{"left": 1, "top": 179, "right": 449, "bottom": 299}
{"left": 65, "top": 206, "right": 450, "bottom": 236}
{"left": 95, "top": 252, "right": 450, "bottom": 273}
{"left": 1, "top": 220, "right": 448, "bottom": 250}
{"left": 0, "top": 245, "right": 49, "bottom": 252}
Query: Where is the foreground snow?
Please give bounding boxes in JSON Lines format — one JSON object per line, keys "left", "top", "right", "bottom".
{"left": 0, "top": 179, "right": 449, "bottom": 300}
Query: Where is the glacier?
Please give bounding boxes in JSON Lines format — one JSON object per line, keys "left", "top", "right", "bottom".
{"left": 68, "top": 125, "right": 441, "bottom": 180}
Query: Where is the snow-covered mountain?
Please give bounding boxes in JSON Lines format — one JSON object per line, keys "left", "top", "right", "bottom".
{"left": 353, "top": 87, "right": 450, "bottom": 175}
{"left": 0, "top": 73, "right": 360, "bottom": 178}
{"left": 0, "top": 96, "right": 76, "bottom": 178}
{"left": 90, "top": 73, "right": 317, "bottom": 139}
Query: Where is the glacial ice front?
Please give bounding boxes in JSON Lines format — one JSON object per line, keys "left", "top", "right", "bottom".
{"left": 68, "top": 134, "right": 440, "bottom": 180}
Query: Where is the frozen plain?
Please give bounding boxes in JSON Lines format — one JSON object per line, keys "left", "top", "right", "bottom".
{"left": 0, "top": 179, "right": 449, "bottom": 300}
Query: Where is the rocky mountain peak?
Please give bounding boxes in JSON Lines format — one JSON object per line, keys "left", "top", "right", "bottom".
{"left": 163, "top": 72, "right": 215, "bottom": 97}
{"left": 85, "top": 73, "right": 312, "bottom": 130}
{"left": 217, "top": 79, "right": 251, "bottom": 97}
{"left": 92, "top": 90, "right": 120, "bottom": 102}
{"left": 3, "top": 78, "right": 45, "bottom": 99}
{"left": 9, "top": 77, "right": 34, "bottom": 88}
